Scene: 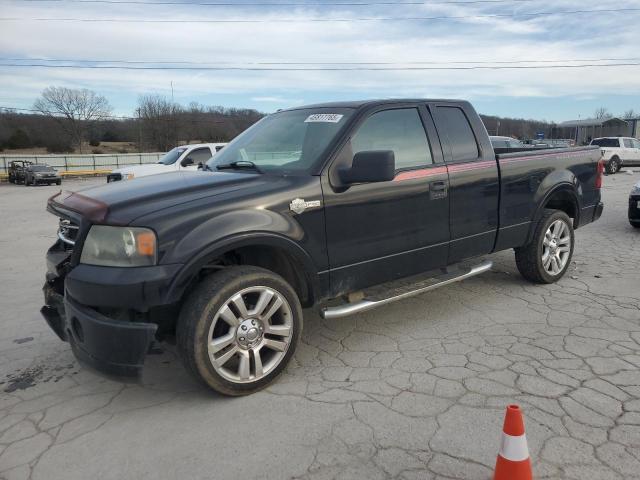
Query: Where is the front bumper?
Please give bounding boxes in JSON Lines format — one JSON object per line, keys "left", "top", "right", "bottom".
{"left": 42, "top": 242, "right": 182, "bottom": 377}
{"left": 42, "top": 283, "right": 157, "bottom": 376}
{"left": 34, "top": 176, "right": 61, "bottom": 183}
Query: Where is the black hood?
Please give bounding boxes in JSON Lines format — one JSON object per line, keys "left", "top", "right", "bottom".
{"left": 52, "top": 171, "right": 265, "bottom": 225}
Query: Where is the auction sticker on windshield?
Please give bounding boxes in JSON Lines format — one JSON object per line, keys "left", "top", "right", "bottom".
{"left": 304, "top": 114, "right": 344, "bottom": 123}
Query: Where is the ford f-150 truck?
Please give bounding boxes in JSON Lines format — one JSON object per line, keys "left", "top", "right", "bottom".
{"left": 41, "top": 99, "right": 604, "bottom": 396}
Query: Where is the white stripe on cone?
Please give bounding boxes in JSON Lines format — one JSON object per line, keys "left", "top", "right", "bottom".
{"left": 499, "top": 433, "right": 530, "bottom": 462}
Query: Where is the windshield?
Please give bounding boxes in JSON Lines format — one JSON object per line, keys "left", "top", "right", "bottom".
{"left": 590, "top": 138, "right": 620, "bottom": 148}
{"left": 158, "top": 147, "right": 187, "bottom": 165}
{"left": 207, "top": 108, "right": 354, "bottom": 174}
{"left": 31, "top": 165, "right": 53, "bottom": 171}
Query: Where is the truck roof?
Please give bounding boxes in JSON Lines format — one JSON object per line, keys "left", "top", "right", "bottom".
{"left": 592, "top": 137, "right": 633, "bottom": 140}
{"left": 180, "top": 142, "right": 227, "bottom": 148}
{"left": 284, "top": 99, "right": 471, "bottom": 111}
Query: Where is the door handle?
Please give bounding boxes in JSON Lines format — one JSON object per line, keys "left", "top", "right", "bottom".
{"left": 429, "top": 181, "right": 448, "bottom": 199}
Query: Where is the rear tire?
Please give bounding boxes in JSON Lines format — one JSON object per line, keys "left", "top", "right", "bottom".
{"left": 56, "top": 180, "right": 62, "bottom": 185}
{"left": 515, "top": 209, "right": 575, "bottom": 284}
{"left": 177, "top": 265, "right": 302, "bottom": 396}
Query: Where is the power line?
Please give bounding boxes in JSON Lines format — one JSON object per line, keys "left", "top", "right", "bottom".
{"left": 2, "top": 62, "right": 640, "bottom": 70}
{"left": 1, "top": 7, "right": 639, "bottom": 22}
{"left": 4, "top": 57, "right": 640, "bottom": 65}
{"left": 5, "top": 0, "right": 543, "bottom": 5}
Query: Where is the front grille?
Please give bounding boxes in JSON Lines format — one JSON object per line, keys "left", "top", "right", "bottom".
{"left": 107, "top": 173, "right": 122, "bottom": 183}
{"left": 58, "top": 218, "right": 79, "bottom": 247}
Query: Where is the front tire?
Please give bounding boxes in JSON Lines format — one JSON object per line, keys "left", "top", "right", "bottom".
{"left": 177, "top": 266, "right": 302, "bottom": 396}
{"left": 515, "top": 209, "right": 575, "bottom": 284}
{"left": 606, "top": 157, "right": 619, "bottom": 174}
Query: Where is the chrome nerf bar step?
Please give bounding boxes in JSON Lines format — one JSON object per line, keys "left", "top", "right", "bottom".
{"left": 320, "top": 260, "right": 493, "bottom": 320}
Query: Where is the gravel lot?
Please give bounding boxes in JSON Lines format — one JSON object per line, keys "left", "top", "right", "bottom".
{"left": 1, "top": 172, "right": 639, "bottom": 480}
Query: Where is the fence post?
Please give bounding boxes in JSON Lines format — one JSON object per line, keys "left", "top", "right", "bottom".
{"left": 93, "top": 155, "right": 96, "bottom": 171}
{"left": 64, "top": 156, "right": 68, "bottom": 172}
{"left": 139, "top": 154, "right": 142, "bottom": 165}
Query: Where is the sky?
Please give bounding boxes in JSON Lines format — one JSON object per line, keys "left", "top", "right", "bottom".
{"left": 0, "top": 0, "right": 639, "bottom": 122}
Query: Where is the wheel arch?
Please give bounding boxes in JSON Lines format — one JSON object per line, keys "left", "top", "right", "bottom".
{"left": 167, "top": 233, "right": 321, "bottom": 308}
{"left": 526, "top": 183, "right": 580, "bottom": 244}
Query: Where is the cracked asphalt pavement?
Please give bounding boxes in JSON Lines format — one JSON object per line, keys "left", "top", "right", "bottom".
{"left": 1, "top": 172, "right": 639, "bottom": 480}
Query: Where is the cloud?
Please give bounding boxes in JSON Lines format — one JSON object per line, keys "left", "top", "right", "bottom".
{"left": 0, "top": 0, "right": 638, "bottom": 118}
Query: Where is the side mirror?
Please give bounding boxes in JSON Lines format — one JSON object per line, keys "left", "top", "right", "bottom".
{"left": 181, "top": 157, "right": 195, "bottom": 167}
{"left": 339, "top": 150, "right": 395, "bottom": 184}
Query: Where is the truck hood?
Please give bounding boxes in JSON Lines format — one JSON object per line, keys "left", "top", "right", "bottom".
{"left": 50, "top": 171, "right": 265, "bottom": 225}
{"left": 113, "top": 163, "right": 175, "bottom": 178}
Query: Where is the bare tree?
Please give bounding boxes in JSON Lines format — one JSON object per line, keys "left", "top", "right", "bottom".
{"left": 593, "top": 107, "right": 612, "bottom": 120}
{"left": 33, "top": 86, "right": 111, "bottom": 152}
{"left": 137, "top": 94, "right": 182, "bottom": 151}
{"left": 623, "top": 109, "right": 637, "bottom": 120}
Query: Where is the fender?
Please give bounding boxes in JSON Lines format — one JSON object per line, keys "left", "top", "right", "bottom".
{"left": 165, "top": 231, "right": 322, "bottom": 305}
{"left": 526, "top": 180, "right": 581, "bottom": 244}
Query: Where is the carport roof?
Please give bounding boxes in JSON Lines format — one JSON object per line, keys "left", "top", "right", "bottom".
{"left": 559, "top": 117, "right": 628, "bottom": 128}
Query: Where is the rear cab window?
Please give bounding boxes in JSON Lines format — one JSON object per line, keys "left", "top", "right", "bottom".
{"left": 435, "top": 106, "right": 480, "bottom": 162}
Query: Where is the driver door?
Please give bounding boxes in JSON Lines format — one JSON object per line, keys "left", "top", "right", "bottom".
{"left": 322, "top": 105, "right": 450, "bottom": 297}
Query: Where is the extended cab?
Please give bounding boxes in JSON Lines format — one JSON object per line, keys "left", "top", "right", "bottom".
{"left": 590, "top": 137, "right": 640, "bottom": 174}
{"left": 106, "top": 143, "right": 227, "bottom": 182}
{"left": 41, "top": 99, "right": 604, "bottom": 395}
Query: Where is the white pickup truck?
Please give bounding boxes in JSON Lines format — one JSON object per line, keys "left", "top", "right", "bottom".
{"left": 107, "top": 143, "right": 227, "bottom": 182}
{"left": 589, "top": 137, "right": 640, "bottom": 174}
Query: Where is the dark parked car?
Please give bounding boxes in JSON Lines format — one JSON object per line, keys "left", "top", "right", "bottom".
{"left": 7, "top": 160, "right": 33, "bottom": 184}
{"left": 41, "top": 99, "right": 604, "bottom": 396}
{"left": 629, "top": 180, "right": 640, "bottom": 228}
{"left": 24, "top": 164, "right": 61, "bottom": 186}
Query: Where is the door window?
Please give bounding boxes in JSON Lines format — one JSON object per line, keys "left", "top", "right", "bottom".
{"left": 185, "top": 148, "right": 213, "bottom": 165}
{"left": 436, "top": 106, "right": 480, "bottom": 162}
{"left": 632, "top": 139, "right": 640, "bottom": 149}
{"left": 351, "top": 108, "right": 433, "bottom": 170}
{"left": 623, "top": 138, "right": 634, "bottom": 148}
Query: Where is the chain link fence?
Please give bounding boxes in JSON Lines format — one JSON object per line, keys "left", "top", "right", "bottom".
{"left": 1, "top": 152, "right": 165, "bottom": 174}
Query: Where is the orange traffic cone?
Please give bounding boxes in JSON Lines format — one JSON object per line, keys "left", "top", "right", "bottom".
{"left": 494, "top": 404, "right": 533, "bottom": 480}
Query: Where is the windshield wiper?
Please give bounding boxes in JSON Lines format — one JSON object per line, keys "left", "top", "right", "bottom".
{"left": 216, "top": 160, "right": 263, "bottom": 173}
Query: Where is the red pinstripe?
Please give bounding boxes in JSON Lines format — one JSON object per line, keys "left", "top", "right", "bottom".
{"left": 394, "top": 166, "right": 448, "bottom": 181}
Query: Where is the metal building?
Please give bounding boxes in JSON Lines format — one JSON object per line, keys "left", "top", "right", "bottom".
{"left": 555, "top": 117, "right": 636, "bottom": 145}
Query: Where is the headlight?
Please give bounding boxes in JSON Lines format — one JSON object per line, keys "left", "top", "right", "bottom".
{"left": 125, "top": 173, "right": 135, "bottom": 180}
{"left": 80, "top": 226, "right": 157, "bottom": 267}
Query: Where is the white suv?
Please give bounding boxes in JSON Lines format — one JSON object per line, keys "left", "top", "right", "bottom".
{"left": 107, "top": 143, "right": 227, "bottom": 182}
{"left": 589, "top": 137, "right": 640, "bottom": 174}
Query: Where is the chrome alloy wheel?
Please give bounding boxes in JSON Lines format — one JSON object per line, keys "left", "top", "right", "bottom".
{"left": 542, "top": 219, "right": 571, "bottom": 275}
{"left": 207, "top": 286, "right": 293, "bottom": 384}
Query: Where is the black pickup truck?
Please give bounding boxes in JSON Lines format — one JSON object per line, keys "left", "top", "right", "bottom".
{"left": 41, "top": 99, "right": 604, "bottom": 395}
